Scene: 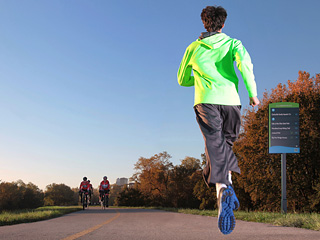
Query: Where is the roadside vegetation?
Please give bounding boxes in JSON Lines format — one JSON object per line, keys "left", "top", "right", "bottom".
{"left": 0, "top": 206, "right": 81, "bottom": 226}
{"left": 112, "top": 206, "right": 320, "bottom": 231}
{"left": 159, "top": 208, "right": 320, "bottom": 231}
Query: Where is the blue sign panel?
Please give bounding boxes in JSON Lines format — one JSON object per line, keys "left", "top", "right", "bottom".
{"left": 269, "top": 102, "right": 300, "bottom": 154}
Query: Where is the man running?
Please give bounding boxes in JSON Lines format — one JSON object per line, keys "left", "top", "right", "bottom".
{"left": 178, "top": 5, "right": 259, "bottom": 235}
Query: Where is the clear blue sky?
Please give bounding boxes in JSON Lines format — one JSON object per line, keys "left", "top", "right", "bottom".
{"left": 0, "top": 0, "right": 319, "bottom": 190}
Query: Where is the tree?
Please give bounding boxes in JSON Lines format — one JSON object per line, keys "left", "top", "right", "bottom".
{"left": 121, "top": 152, "right": 209, "bottom": 209}
{"left": 310, "top": 182, "right": 320, "bottom": 211}
{"left": 109, "top": 184, "right": 123, "bottom": 206}
{"left": 192, "top": 154, "right": 217, "bottom": 210}
{"left": 168, "top": 157, "right": 202, "bottom": 208}
{"left": 20, "top": 181, "right": 44, "bottom": 209}
{"left": 131, "top": 152, "right": 173, "bottom": 206}
{"left": 44, "top": 183, "right": 75, "bottom": 206}
{"left": 0, "top": 182, "right": 20, "bottom": 211}
{"left": 91, "top": 188, "right": 100, "bottom": 205}
{"left": 233, "top": 71, "right": 320, "bottom": 212}
{"left": 0, "top": 180, "right": 43, "bottom": 211}
{"left": 115, "top": 185, "right": 145, "bottom": 207}
{"left": 193, "top": 179, "right": 216, "bottom": 210}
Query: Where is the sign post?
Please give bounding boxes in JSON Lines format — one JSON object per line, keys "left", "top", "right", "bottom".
{"left": 269, "top": 102, "right": 300, "bottom": 214}
{"left": 281, "top": 153, "right": 287, "bottom": 214}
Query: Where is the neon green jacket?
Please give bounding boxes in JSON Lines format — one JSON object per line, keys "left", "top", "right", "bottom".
{"left": 178, "top": 33, "right": 257, "bottom": 106}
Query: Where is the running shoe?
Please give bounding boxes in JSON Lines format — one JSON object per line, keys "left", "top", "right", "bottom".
{"left": 217, "top": 187, "right": 236, "bottom": 235}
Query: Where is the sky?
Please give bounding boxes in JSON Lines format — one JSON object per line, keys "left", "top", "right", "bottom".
{"left": 0, "top": 0, "right": 319, "bottom": 190}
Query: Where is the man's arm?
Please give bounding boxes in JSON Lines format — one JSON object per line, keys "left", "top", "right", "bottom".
{"left": 177, "top": 42, "right": 198, "bottom": 87}
{"left": 233, "top": 40, "right": 257, "bottom": 99}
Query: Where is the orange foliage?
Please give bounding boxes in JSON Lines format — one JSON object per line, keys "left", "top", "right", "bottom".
{"left": 233, "top": 71, "right": 320, "bottom": 212}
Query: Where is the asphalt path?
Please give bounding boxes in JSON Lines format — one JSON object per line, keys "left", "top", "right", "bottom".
{"left": 1, "top": 208, "right": 320, "bottom": 240}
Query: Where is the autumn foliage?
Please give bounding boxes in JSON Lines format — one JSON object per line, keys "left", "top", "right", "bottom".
{"left": 233, "top": 71, "right": 320, "bottom": 212}
{"left": 116, "top": 152, "right": 212, "bottom": 209}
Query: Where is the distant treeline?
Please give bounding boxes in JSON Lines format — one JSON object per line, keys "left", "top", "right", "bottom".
{"left": 0, "top": 180, "right": 44, "bottom": 211}
{"left": 0, "top": 180, "right": 123, "bottom": 211}
{"left": 0, "top": 181, "right": 74, "bottom": 211}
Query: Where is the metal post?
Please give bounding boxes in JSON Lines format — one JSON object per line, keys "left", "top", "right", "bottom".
{"left": 281, "top": 153, "right": 287, "bottom": 214}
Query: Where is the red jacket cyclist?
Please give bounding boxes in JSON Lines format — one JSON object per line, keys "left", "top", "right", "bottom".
{"left": 79, "top": 176, "right": 90, "bottom": 202}
{"left": 99, "top": 176, "right": 110, "bottom": 202}
{"left": 87, "top": 180, "right": 93, "bottom": 204}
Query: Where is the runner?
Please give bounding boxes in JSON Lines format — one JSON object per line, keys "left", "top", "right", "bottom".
{"left": 177, "top": 5, "right": 260, "bottom": 235}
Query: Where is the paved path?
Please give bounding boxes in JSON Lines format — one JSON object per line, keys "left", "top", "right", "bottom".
{"left": 0, "top": 208, "right": 319, "bottom": 240}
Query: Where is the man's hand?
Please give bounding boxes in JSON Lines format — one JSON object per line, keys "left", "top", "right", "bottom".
{"left": 249, "top": 96, "right": 260, "bottom": 107}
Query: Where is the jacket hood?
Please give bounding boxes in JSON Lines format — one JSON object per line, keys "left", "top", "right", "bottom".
{"left": 196, "top": 33, "right": 230, "bottom": 49}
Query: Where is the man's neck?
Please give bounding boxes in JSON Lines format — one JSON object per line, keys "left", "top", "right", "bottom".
{"left": 199, "top": 31, "right": 220, "bottom": 40}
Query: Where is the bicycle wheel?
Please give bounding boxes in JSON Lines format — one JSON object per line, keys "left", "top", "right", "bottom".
{"left": 86, "top": 194, "right": 89, "bottom": 209}
{"left": 101, "top": 193, "right": 107, "bottom": 209}
{"left": 103, "top": 194, "right": 107, "bottom": 209}
{"left": 83, "top": 194, "right": 87, "bottom": 210}
{"left": 100, "top": 194, "right": 104, "bottom": 209}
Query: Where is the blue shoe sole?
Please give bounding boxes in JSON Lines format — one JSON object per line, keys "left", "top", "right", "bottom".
{"left": 218, "top": 188, "right": 236, "bottom": 235}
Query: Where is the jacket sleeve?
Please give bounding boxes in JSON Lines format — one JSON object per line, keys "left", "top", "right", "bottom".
{"left": 177, "top": 42, "right": 198, "bottom": 87}
{"left": 233, "top": 40, "right": 257, "bottom": 97}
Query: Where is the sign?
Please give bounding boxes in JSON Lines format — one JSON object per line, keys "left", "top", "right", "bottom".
{"left": 269, "top": 102, "right": 300, "bottom": 154}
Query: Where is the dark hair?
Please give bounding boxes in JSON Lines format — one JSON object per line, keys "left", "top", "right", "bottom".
{"left": 201, "top": 6, "right": 227, "bottom": 32}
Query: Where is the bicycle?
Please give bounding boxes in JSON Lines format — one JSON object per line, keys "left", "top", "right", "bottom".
{"left": 100, "top": 190, "right": 109, "bottom": 209}
{"left": 80, "top": 190, "right": 89, "bottom": 210}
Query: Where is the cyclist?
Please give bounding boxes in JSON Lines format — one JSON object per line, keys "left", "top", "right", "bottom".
{"left": 99, "top": 176, "right": 110, "bottom": 204}
{"left": 79, "top": 176, "right": 90, "bottom": 203}
{"left": 88, "top": 180, "right": 93, "bottom": 204}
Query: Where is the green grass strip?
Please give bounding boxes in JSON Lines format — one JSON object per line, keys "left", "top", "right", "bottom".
{"left": 0, "top": 206, "right": 82, "bottom": 226}
{"left": 157, "top": 207, "right": 320, "bottom": 231}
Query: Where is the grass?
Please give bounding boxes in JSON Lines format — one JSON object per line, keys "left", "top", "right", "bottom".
{"left": 157, "top": 207, "right": 320, "bottom": 231}
{"left": 0, "top": 206, "right": 82, "bottom": 226}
